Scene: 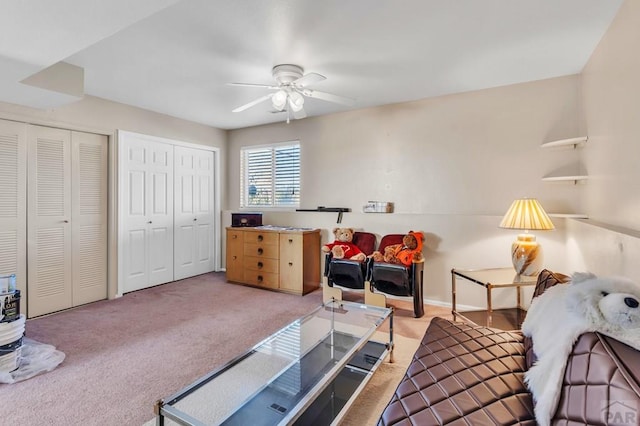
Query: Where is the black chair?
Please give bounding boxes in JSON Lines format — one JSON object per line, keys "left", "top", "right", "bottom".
{"left": 323, "top": 231, "right": 377, "bottom": 302}
{"left": 369, "top": 234, "right": 425, "bottom": 318}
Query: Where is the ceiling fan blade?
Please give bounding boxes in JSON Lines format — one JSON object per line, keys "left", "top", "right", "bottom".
{"left": 301, "top": 89, "right": 355, "bottom": 106}
{"left": 232, "top": 93, "right": 274, "bottom": 112}
{"left": 292, "top": 72, "right": 326, "bottom": 88}
{"left": 227, "top": 82, "right": 280, "bottom": 90}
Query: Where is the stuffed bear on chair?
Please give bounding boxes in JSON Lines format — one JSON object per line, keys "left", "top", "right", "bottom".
{"left": 371, "top": 231, "right": 424, "bottom": 266}
{"left": 321, "top": 227, "right": 366, "bottom": 261}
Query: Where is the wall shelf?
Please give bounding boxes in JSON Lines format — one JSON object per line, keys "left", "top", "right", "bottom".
{"left": 548, "top": 213, "right": 588, "bottom": 219}
{"left": 540, "top": 136, "right": 588, "bottom": 149}
{"left": 541, "top": 175, "right": 588, "bottom": 183}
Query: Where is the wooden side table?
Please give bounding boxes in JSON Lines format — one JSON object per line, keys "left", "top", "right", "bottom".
{"left": 451, "top": 267, "right": 537, "bottom": 330}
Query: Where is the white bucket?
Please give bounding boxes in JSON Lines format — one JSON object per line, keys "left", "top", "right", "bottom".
{"left": 0, "top": 314, "right": 25, "bottom": 373}
{"left": 0, "top": 314, "right": 25, "bottom": 343}
{"left": 0, "top": 338, "right": 22, "bottom": 373}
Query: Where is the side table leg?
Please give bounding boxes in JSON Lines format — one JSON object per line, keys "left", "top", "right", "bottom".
{"left": 388, "top": 308, "right": 395, "bottom": 364}
{"left": 451, "top": 270, "right": 457, "bottom": 321}
{"left": 486, "top": 285, "right": 493, "bottom": 327}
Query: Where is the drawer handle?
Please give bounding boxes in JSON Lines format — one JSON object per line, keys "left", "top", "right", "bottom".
{"left": 257, "top": 235, "right": 263, "bottom": 241}
{"left": 288, "top": 239, "right": 293, "bottom": 243}
{"left": 289, "top": 262, "right": 293, "bottom": 266}
{"left": 257, "top": 275, "right": 263, "bottom": 282}
{"left": 257, "top": 248, "right": 263, "bottom": 255}
{"left": 257, "top": 262, "right": 263, "bottom": 268}
{"left": 232, "top": 235, "right": 237, "bottom": 239}
{"left": 232, "top": 256, "right": 237, "bottom": 260}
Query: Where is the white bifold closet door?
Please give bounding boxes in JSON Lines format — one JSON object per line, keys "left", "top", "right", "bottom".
{"left": 121, "top": 136, "right": 174, "bottom": 293}
{"left": 174, "top": 146, "right": 215, "bottom": 280}
{"left": 27, "top": 125, "right": 107, "bottom": 317}
{"left": 0, "top": 120, "right": 27, "bottom": 298}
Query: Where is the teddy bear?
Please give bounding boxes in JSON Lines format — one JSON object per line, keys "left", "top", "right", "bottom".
{"left": 522, "top": 272, "right": 640, "bottom": 426}
{"left": 321, "top": 227, "right": 366, "bottom": 261}
{"left": 370, "top": 231, "right": 424, "bottom": 266}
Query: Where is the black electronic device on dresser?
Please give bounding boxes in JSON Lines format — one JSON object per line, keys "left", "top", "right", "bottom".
{"left": 231, "top": 212, "right": 263, "bottom": 227}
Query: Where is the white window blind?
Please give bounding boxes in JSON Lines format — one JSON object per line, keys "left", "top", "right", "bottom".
{"left": 241, "top": 142, "right": 300, "bottom": 208}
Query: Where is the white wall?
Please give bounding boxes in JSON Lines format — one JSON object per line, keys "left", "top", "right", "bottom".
{"left": 228, "top": 75, "right": 583, "bottom": 216}
{"left": 580, "top": 0, "right": 640, "bottom": 232}
{"left": 550, "top": 0, "right": 640, "bottom": 285}
{"left": 0, "top": 95, "right": 226, "bottom": 149}
{"left": 227, "top": 75, "right": 582, "bottom": 307}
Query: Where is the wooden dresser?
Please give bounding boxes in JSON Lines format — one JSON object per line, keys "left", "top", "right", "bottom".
{"left": 225, "top": 226, "right": 321, "bottom": 295}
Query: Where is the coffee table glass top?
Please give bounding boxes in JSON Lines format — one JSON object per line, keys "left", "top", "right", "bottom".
{"left": 158, "top": 300, "right": 392, "bottom": 426}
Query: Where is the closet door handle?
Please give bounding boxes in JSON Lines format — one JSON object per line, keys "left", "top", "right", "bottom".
{"left": 63, "top": 220, "right": 69, "bottom": 223}
{"left": 147, "top": 221, "right": 153, "bottom": 224}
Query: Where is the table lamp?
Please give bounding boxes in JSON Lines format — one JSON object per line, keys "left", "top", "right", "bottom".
{"left": 499, "top": 198, "right": 554, "bottom": 279}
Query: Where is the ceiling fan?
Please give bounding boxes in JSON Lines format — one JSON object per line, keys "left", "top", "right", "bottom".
{"left": 229, "top": 64, "right": 355, "bottom": 123}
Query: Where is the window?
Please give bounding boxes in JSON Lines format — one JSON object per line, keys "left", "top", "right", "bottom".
{"left": 240, "top": 142, "right": 300, "bottom": 208}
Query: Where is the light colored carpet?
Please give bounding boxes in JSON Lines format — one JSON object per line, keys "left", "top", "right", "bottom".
{"left": 0, "top": 272, "right": 450, "bottom": 425}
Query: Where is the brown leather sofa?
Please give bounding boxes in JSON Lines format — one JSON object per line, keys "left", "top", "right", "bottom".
{"left": 378, "top": 269, "right": 640, "bottom": 425}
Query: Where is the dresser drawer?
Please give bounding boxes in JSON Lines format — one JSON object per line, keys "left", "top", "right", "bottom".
{"left": 244, "top": 271, "right": 279, "bottom": 289}
{"left": 244, "top": 243, "right": 279, "bottom": 259}
{"left": 243, "top": 231, "right": 278, "bottom": 245}
{"left": 244, "top": 256, "right": 278, "bottom": 273}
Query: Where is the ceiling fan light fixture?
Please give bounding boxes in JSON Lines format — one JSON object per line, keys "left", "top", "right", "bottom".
{"left": 288, "top": 91, "right": 304, "bottom": 112}
{"left": 272, "top": 90, "right": 287, "bottom": 111}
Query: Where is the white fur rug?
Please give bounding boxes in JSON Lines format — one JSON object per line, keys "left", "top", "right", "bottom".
{"left": 522, "top": 272, "right": 640, "bottom": 426}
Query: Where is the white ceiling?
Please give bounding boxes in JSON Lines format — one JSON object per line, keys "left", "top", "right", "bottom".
{"left": 0, "top": 0, "right": 623, "bottom": 130}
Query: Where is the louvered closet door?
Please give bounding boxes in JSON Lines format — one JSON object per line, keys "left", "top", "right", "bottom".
{"left": 174, "top": 146, "right": 215, "bottom": 280}
{"left": 0, "top": 120, "right": 26, "bottom": 298}
{"left": 71, "top": 131, "right": 108, "bottom": 306}
{"left": 27, "top": 126, "right": 72, "bottom": 317}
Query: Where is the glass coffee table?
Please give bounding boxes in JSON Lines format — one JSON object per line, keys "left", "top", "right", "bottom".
{"left": 154, "top": 299, "right": 393, "bottom": 425}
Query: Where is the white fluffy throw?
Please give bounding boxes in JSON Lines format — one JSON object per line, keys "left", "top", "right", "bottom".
{"left": 522, "top": 272, "right": 640, "bottom": 426}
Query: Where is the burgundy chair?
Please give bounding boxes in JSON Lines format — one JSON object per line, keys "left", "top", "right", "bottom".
{"left": 324, "top": 231, "right": 377, "bottom": 291}
{"left": 369, "top": 234, "right": 425, "bottom": 318}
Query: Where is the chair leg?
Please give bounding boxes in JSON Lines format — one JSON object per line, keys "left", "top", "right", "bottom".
{"left": 323, "top": 276, "right": 343, "bottom": 303}
{"left": 365, "top": 281, "right": 386, "bottom": 308}
{"left": 413, "top": 293, "right": 424, "bottom": 318}
{"left": 412, "top": 263, "right": 425, "bottom": 318}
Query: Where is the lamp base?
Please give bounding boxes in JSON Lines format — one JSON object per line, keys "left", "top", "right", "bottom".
{"left": 511, "top": 233, "right": 543, "bottom": 278}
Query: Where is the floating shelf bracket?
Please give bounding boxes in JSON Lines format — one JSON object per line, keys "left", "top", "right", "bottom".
{"left": 296, "top": 207, "right": 351, "bottom": 223}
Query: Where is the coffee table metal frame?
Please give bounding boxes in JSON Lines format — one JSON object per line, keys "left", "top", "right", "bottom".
{"left": 154, "top": 298, "right": 394, "bottom": 426}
